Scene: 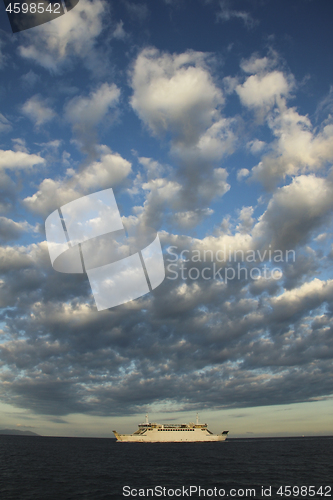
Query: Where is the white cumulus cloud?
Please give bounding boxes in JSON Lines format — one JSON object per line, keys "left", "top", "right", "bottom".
{"left": 18, "top": 0, "right": 106, "bottom": 72}
{"left": 65, "top": 83, "right": 120, "bottom": 129}
{"left": 0, "top": 149, "right": 45, "bottom": 170}
{"left": 130, "top": 48, "right": 224, "bottom": 146}
{"left": 22, "top": 95, "right": 56, "bottom": 127}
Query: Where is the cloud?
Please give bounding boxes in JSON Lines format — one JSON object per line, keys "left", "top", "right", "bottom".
{"left": 315, "top": 85, "right": 333, "bottom": 119}
{"left": 0, "top": 113, "right": 12, "bottom": 133}
{"left": 112, "top": 20, "right": 127, "bottom": 40}
{"left": 173, "top": 208, "right": 214, "bottom": 229}
{"left": 21, "top": 70, "right": 40, "bottom": 88}
{"left": 247, "top": 139, "right": 265, "bottom": 154}
{"left": 22, "top": 95, "right": 56, "bottom": 127}
{"left": 252, "top": 175, "right": 333, "bottom": 251}
{"left": 0, "top": 241, "right": 88, "bottom": 309}
{"left": 157, "top": 173, "right": 333, "bottom": 287}
{"left": 236, "top": 71, "right": 293, "bottom": 112}
{"left": 11, "top": 138, "right": 29, "bottom": 153}
{"left": 0, "top": 38, "right": 6, "bottom": 68}
{"left": 0, "top": 261, "right": 332, "bottom": 415}
{"left": 128, "top": 162, "right": 229, "bottom": 230}
{"left": 251, "top": 107, "right": 333, "bottom": 187}
{"left": 124, "top": 1, "right": 149, "bottom": 22}
{"left": 174, "top": 117, "right": 237, "bottom": 163}
{"left": 23, "top": 177, "right": 83, "bottom": 217}
{"left": 196, "top": 167, "right": 230, "bottom": 202}
{"left": 130, "top": 48, "right": 234, "bottom": 222}
{"left": 240, "top": 53, "right": 278, "bottom": 74}
{"left": 0, "top": 149, "right": 45, "bottom": 171}
{"left": 23, "top": 145, "right": 132, "bottom": 216}
{"left": 235, "top": 52, "right": 294, "bottom": 124}
{"left": 75, "top": 146, "right": 132, "bottom": 191}
{"left": 65, "top": 83, "right": 120, "bottom": 129}
{"left": 18, "top": 0, "right": 107, "bottom": 72}
{"left": 234, "top": 53, "right": 333, "bottom": 187}
{"left": 138, "top": 157, "right": 165, "bottom": 181}
{"left": 270, "top": 278, "right": 333, "bottom": 322}
{"left": 0, "top": 150, "right": 45, "bottom": 211}
{"left": 1, "top": 172, "right": 333, "bottom": 416}
{"left": 216, "top": 0, "right": 257, "bottom": 28}
{"left": 0, "top": 217, "right": 31, "bottom": 243}
{"left": 130, "top": 48, "right": 224, "bottom": 146}
{"left": 139, "top": 176, "right": 183, "bottom": 228}
{"left": 237, "top": 168, "right": 250, "bottom": 181}
{"left": 236, "top": 206, "right": 255, "bottom": 234}
{"left": 0, "top": 245, "right": 36, "bottom": 275}
{"left": 64, "top": 83, "right": 120, "bottom": 154}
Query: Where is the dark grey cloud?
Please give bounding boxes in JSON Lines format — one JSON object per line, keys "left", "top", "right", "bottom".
{"left": 0, "top": 232, "right": 332, "bottom": 417}
{"left": 0, "top": 217, "right": 29, "bottom": 243}
{"left": 124, "top": 1, "right": 149, "bottom": 22}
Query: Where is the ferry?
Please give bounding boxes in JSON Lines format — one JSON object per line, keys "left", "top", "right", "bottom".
{"left": 113, "top": 414, "right": 229, "bottom": 442}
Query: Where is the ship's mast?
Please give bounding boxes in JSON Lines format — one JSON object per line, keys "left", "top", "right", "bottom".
{"left": 145, "top": 413, "right": 149, "bottom": 424}
{"left": 196, "top": 412, "right": 199, "bottom": 425}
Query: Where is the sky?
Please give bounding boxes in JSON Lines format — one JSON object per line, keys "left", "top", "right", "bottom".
{"left": 0, "top": 0, "right": 332, "bottom": 438}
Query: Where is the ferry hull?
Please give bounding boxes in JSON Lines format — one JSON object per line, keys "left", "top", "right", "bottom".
{"left": 113, "top": 430, "right": 228, "bottom": 443}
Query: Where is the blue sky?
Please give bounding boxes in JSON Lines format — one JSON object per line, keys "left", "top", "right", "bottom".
{"left": 0, "top": 0, "right": 333, "bottom": 437}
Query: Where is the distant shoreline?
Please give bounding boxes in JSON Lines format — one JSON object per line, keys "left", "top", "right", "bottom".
{"left": 0, "top": 429, "right": 40, "bottom": 436}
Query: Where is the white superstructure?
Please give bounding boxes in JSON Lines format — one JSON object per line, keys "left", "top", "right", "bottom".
{"left": 113, "top": 414, "right": 229, "bottom": 443}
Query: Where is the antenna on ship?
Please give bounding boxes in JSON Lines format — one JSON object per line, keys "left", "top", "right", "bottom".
{"left": 196, "top": 412, "right": 199, "bottom": 425}
{"left": 145, "top": 413, "right": 149, "bottom": 424}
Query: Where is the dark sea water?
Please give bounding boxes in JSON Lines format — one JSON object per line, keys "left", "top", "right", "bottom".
{"left": 0, "top": 436, "right": 332, "bottom": 500}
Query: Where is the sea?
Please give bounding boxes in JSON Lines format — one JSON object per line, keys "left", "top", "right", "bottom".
{"left": 0, "top": 436, "right": 332, "bottom": 500}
